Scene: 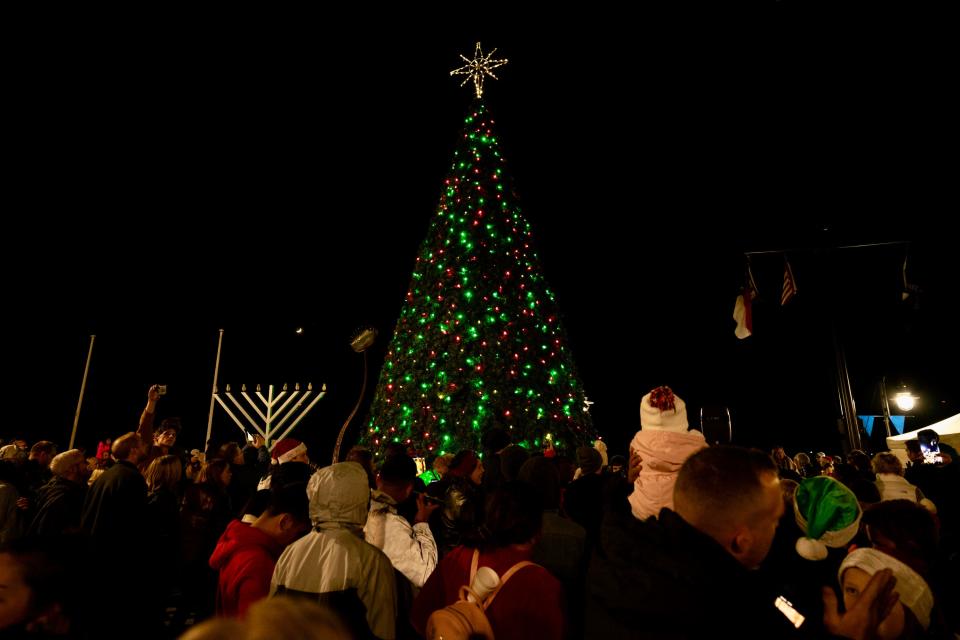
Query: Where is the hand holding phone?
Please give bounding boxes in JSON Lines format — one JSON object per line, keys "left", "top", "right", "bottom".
{"left": 415, "top": 491, "right": 444, "bottom": 505}
{"left": 414, "top": 492, "right": 443, "bottom": 524}
{"left": 917, "top": 430, "right": 942, "bottom": 464}
{"left": 920, "top": 441, "right": 941, "bottom": 464}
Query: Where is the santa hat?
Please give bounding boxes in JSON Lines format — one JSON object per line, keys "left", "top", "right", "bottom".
{"left": 96, "top": 441, "right": 112, "bottom": 461}
{"left": 839, "top": 548, "right": 933, "bottom": 629}
{"left": 794, "top": 476, "right": 862, "bottom": 561}
{"left": 271, "top": 438, "right": 307, "bottom": 465}
{"left": 640, "top": 386, "right": 688, "bottom": 432}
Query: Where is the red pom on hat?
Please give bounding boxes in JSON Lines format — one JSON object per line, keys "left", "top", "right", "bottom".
{"left": 648, "top": 386, "right": 677, "bottom": 412}
{"left": 271, "top": 438, "right": 307, "bottom": 464}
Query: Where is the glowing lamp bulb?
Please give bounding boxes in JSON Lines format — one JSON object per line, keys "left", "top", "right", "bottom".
{"left": 894, "top": 392, "right": 916, "bottom": 412}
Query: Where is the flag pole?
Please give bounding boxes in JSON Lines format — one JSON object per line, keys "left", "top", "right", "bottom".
{"left": 832, "top": 326, "right": 861, "bottom": 451}
{"left": 880, "top": 376, "right": 893, "bottom": 439}
{"left": 69, "top": 334, "right": 95, "bottom": 449}
{"left": 744, "top": 240, "right": 908, "bottom": 256}
{"left": 206, "top": 329, "right": 225, "bottom": 447}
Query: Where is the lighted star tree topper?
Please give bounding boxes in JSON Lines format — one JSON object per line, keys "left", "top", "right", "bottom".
{"left": 450, "top": 42, "right": 507, "bottom": 99}
{"left": 361, "top": 46, "right": 595, "bottom": 460}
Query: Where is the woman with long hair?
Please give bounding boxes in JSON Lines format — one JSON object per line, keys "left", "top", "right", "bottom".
{"left": 412, "top": 482, "right": 566, "bottom": 640}
{"left": 180, "top": 457, "right": 233, "bottom": 621}
{"left": 145, "top": 455, "right": 183, "bottom": 631}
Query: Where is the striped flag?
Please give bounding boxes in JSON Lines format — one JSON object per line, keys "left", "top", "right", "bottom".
{"left": 781, "top": 257, "right": 798, "bottom": 306}
{"left": 734, "top": 262, "right": 758, "bottom": 339}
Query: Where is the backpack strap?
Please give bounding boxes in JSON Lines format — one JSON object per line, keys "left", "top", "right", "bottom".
{"left": 482, "top": 560, "right": 537, "bottom": 610}
{"left": 458, "top": 585, "right": 484, "bottom": 604}
{"left": 469, "top": 548, "right": 481, "bottom": 584}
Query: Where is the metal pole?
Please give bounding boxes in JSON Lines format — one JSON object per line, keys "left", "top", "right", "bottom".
{"left": 880, "top": 376, "right": 893, "bottom": 438}
{"left": 831, "top": 315, "right": 860, "bottom": 452}
{"left": 69, "top": 335, "right": 95, "bottom": 449}
{"left": 206, "top": 329, "right": 225, "bottom": 447}
{"left": 333, "top": 350, "right": 369, "bottom": 464}
{"left": 839, "top": 344, "right": 861, "bottom": 450}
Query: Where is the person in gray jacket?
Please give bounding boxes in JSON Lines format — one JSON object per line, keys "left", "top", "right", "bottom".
{"left": 271, "top": 462, "right": 397, "bottom": 640}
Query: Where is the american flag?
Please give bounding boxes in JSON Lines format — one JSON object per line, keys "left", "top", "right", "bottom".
{"left": 781, "top": 257, "right": 798, "bottom": 306}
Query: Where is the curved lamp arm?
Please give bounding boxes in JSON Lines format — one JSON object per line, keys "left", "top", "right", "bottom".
{"left": 332, "top": 328, "right": 377, "bottom": 464}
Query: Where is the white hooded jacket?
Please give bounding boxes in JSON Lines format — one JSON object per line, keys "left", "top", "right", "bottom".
{"left": 270, "top": 462, "right": 397, "bottom": 640}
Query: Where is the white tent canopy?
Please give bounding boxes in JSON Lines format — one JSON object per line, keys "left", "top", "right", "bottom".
{"left": 886, "top": 412, "right": 960, "bottom": 452}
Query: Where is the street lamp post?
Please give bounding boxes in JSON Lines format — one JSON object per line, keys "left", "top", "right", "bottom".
{"left": 881, "top": 377, "right": 917, "bottom": 439}
{"left": 332, "top": 327, "right": 377, "bottom": 464}
{"left": 880, "top": 376, "right": 893, "bottom": 439}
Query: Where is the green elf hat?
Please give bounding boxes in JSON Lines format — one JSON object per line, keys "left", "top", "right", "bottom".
{"left": 793, "top": 475, "right": 862, "bottom": 561}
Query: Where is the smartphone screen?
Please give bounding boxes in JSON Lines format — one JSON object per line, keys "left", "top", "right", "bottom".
{"left": 919, "top": 440, "right": 941, "bottom": 463}
{"left": 774, "top": 596, "right": 805, "bottom": 629}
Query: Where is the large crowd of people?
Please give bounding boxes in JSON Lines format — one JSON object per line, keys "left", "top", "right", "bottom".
{"left": 1, "top": 384, "right": 957, "bottom": 639}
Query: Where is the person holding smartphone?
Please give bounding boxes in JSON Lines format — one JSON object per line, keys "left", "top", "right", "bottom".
{"left": 904, "top": 440, "right": 925, "bottom": 468}
{"left": 136, "top": 384, "right": 189, "bottom": 477}
{"left": 364, "top": 454, "right": 440, "bottom": 591}
{"left": 905, "top": 431, "right": 960, "bottom": 564}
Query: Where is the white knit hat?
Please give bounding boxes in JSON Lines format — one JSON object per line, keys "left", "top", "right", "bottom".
{"left": 838, "top": 548, "right": 934, "bottom": 630}
{"left": 640, "top": 386, "right": 688, "bottom": 432}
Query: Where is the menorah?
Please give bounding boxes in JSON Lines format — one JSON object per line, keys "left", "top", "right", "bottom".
{"left": 212, "top": 382, "right": 327, "bottom": 449}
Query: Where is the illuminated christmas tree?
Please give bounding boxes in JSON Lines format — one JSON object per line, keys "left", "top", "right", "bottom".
{"left": 363, "top": 45, "right": 594, "bottom": 459}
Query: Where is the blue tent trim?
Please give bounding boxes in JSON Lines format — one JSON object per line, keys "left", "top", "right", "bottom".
{"left": 857, "top": 415, "right": 906, "bottom": 436}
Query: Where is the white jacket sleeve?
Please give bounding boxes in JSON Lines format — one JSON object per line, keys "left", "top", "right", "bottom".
{"left": 381, "top": 515, "right": 438, "bottom": 588}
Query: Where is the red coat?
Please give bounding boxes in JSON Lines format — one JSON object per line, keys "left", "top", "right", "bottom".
{"left": 209, "top": 519, "right": 284, "bottom": 617}
{"left": 411, "top": 545, "right": 566, "bottom": 640}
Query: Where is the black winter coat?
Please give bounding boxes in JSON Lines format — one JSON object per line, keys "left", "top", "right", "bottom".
{"left": 586, "top": 508, "right": 808, "bottom": 639}
{"left": 28, "top": 475, "right": 86, "bottom": 537}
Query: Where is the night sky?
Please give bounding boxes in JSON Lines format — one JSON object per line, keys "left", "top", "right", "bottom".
{"left": 8, "top": 14, "right": 956, "bottom": 462}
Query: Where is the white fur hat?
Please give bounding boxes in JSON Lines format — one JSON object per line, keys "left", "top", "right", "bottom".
{"left": 640, "top": 386, "right": 688, "bottom": 432}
